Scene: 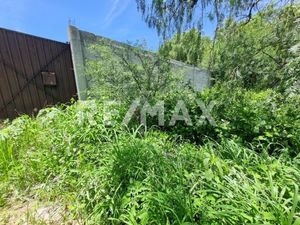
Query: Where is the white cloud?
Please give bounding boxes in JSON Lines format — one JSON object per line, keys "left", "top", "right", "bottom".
{"left": 103, "top": 0, "right": 131, "bottom": 28}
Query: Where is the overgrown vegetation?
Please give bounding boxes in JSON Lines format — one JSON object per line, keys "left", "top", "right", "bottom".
{"left": 158, "top": 4, "right": 300, "bottom": 92}
{"left": 86, "top": 42, "right": 182, "bottom": 102}
{"left": 1, "top": 102, "right": 300, "bottom": 224}
{"left": 1, "top": 1, "right": 300, "bottom": 224}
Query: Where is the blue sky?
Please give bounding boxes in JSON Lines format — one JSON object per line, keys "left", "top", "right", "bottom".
{"left": 0, "top": 0, "right": 216, "bottom": 51}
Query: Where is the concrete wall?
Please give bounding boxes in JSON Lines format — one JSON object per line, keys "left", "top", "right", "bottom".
{"left": 68, "top": 25, "right": 211, "bottom": 100}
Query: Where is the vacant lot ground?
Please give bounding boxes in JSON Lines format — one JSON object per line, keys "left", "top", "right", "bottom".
{"left": 0, "top": 199, "right": 79, "bottom": 225}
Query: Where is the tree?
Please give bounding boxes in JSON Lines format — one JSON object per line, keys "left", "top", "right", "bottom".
{"left": 86, "top": 42, "right": 182, "bottom": 102}
{"left": 159, "top": 28, "right": 211, "bottom": 67}
{"left": 212, "top": 4, "right": 300, "bottom": 90}
{"left": 156, "top": 4, "right": 300, "bottom": 91}
{"left": 135, "top": 0, "right": 292, "bottom": 39}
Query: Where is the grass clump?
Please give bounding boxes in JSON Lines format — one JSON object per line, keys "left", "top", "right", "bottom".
{"left": 0, "top": 100, "right": 299, "bottom": 224}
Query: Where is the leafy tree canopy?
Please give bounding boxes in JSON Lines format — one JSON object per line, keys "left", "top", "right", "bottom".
{"left": 159, "top": 28, "right": 207, "bottom": 66}
{"left": 158, "top": 4, "right": 300, "bottom": 92}
{"left": 213, "top": 4, "right": 300, "bottom": 90}
{"left": 135, "top": 0, "right": 294, "bottom": 38}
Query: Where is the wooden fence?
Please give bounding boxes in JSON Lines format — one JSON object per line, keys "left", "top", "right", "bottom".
{"left": 0, "top": 27, "right": 77, "bottom": 119}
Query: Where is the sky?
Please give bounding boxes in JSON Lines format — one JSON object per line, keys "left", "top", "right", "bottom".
{"left": 0, "top": 0, "right": 216, "bottom": 51}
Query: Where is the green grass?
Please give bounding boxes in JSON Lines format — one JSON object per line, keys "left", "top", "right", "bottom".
{"left": 0, "top": 101, "right": 299, "bottom": 224}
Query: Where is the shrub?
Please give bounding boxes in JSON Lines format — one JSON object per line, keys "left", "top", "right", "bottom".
{"left": 138, "top": 85, "right": 300, "bottom": 156}
{"left": 1, "top": 80, "right": 300, "bottom": 224}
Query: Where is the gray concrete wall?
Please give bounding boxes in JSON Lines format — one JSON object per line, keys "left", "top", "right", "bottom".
{"left": 68, "top": 25, "right": 211, "bottom": 100}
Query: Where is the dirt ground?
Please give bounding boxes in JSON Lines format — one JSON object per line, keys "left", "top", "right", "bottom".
{"left": 0, "top": 199, "right": 80, "bottom": 225}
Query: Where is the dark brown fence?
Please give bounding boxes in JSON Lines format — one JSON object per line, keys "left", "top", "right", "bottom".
{"left": 0, "top": 27, "right": 77, "bottom": 119}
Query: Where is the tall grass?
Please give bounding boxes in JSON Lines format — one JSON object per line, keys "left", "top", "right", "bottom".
{"left": 0, "top": 101, "right": 299, "bottom": 224}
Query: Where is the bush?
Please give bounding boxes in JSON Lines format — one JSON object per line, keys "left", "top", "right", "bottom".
{"left": 1, "top": 66, "right": 300, "bottom": 223}
{"left": 85, "top": 42, "right": 183, "bottom": 103}
{"left": 1, "top": 101, "right": 300, "bottom": 224}
{"left": 200, "top": 85, "right": 300, "bottom": 156}
{"left": 212, "top": 5, "right": 300, "bottom": 91}
{"left": 138, "top": 85, "right": 300, "bottom": 156}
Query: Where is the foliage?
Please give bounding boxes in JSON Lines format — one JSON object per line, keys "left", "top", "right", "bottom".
{"left": 213, "top": 4, "right": 300, "bottom": 90}
{"left": 158, "top": 4, "right": 300, "bottom": 91}
{"left": 86, "top": 42, "right": 183, "bottom": 103}
{"left": 159, "top": 28, "right": 211, "bottom": 67}
{"left": 1, "top": 3, "right": 300, "bottom": 223}
{"left": 0, "top": 102, "right": 300, "bottom": 224}
{"left": 140, "top": 84, "right": 300, "bottom": 157}
{"left": 135, "top": 0, "right": 292, "bottom": 38}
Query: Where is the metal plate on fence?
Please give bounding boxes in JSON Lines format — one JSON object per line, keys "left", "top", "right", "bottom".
{"left": 42, "top": 72, "right": 57, "bottom": 86}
